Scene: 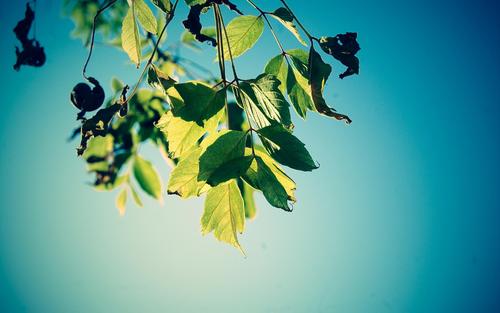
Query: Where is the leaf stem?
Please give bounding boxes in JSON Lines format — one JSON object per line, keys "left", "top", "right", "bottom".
{"left": 125, "top": 0, "right": 180, "bottom": 102}
{"left": 82, "top": 0, "right": 117, "bottom": 80}
{"left": 278, "top": 0, "right": 318, "bottom": 42}
{"left": 215, "top": 5, "right": 256, "bottom": 157}
{"left": 246, "top": 0, "right": 286, "bottom": 54}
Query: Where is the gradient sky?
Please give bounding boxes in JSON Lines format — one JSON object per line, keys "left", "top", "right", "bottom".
{"left": 1, "top": 0, "right": 500, "bottom": 312}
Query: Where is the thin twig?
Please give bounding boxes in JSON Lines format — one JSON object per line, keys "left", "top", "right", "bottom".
{"left": 82, "top": 0, "right": 117, "bottom": 80}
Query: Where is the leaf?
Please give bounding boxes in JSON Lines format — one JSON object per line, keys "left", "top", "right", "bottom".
{"left": 133, "top": 155, "right": 163, "bottom": 200}
{"left": 242, "top": 156, "right": 292, "bottom": 211}
{"left": 185, "top": 0, "right": 206, "bottom": 5}
{"left": 156, "top": 111, "right": 206, "bottom": 158}
{"left": 234, "top": 74, "right": 292, "bottom": 130}
{"left": 116, "top": 188, "right": 128, "bottom": 216}
{"left": 121, "top": 5, "right": 141, "bottom": 67}
{"left": 151, "top": 0, "right": 171, "bottom": 13}
{"left": 201, "top": 179, "right": 245, "bottom": 253}
{"left": 264, "top": 54, "right": 288, "bottom": 94}
{"left": 167, "top": 147, "right": 205, "bottom": 198}
{"left": 319, "top": 33, "right": 360, "bottom": 79}
{"left": 129, "top": 184, "right": 143, "bottom": 207}
{"left": 166, "top": 131, "right": 223, "bottom": 198}
{"left": 135, "top": 0, "right": 158, "bottom": 34}
{"left": 147, "top": 64, "right": 176, "bottom": 94}
{"left": 270, "top": 8, "right": 307, "bottom": 46}
{"left": 207, "top": 156, "right": 254, "bottom": 186}
{"left": 257, "top": 124, "right": 318, "bottom": 171}
{"left": 82, "top": 135, "right": 113, "bottom": 160}
{"left": 181, "top": 27, "right": 216, "bottom": 48}
{"left": 198, "top": 130, "right": 248, "bottom": 183}
{"left": 220, "top": 15, "right": 264, "bottom": 60}
{"left": 171, "top": 82, "right": 224, "bottom": 127}
{"left": 253, "top": 147, "right": 296, "bottom": 202}
{"left": 308, "top": 47, "right": 352, "bottom": 124}
{"left": 239, "top": 179, "right": 257, "bottom": 219}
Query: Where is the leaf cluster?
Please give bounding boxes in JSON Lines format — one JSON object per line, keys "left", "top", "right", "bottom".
{"left": 65, "top": 0, "right": 361, "bottom": 252}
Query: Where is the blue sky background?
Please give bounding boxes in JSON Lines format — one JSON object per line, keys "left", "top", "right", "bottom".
{"left": 1, "top": 0, "right": 500, "bottom": 312}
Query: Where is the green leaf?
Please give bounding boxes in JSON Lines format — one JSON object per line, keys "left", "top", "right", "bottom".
{"left": 201, "top": 180, "right": 245, "bottom": 253}
{"left": 264, "top": 54, "right": 288, "bottom": 94}
{"left": 156, "top": 111, "right": 206, "bottom": 158}
{"left": 198, "top": 130, "right": 248, "bottom": 183}
{"left": 207, "top": 156, "right": 254, "bottom": 186}
{"left": 185, "top": 0, "right": 206, "bottom": 6}
{"left": 133, "top": 155, "right": 163, "bottom": 200}
{"left": 167, "top": 147, "right": 205, "bottom": 198}
{"left": 286, "top": 66, "right": 311, "bottom": 118}
{"left": 129, "top": 184, "right": 143, "bottom": 207}
{"left": 257, "top": 124, "right": 318, "bottom": 171}
{"left": 239, "top": 179, "right": 257, "bottom": 219}
{"left": 270, "top": 8, "right": 307, "bottom": 46}
{"left": 135, "top": 0, "right": 158, "bottom": 34}
{"left": 111, "top": 77, "right": 125, "bottom": 94}
{"left": 220, "top": 15, "right": 264, "bottom": 60}
{"left": 151, "top": 0, "right": 171, "bottom": 13}
{"left": 171, "top": 82, "right": 224, "bottom": 127}
{"left": 116, "top": 188, "right": 128, "bottom": 216}
{"left": 181, "top": 27, "right": 216, "bottom": 48}
{"left": 82, "top": 135, "right": 113, "bottom": 160}
{"left": 166, "top": 131, "right": 224, "bottom": 198}
{"left": 309, "top": 47, "right": 352, "bottom": 123}
{"left": 253, "top": 147, "right": 296, "bottom": 202}
{"left": 147, "top": 64, "right": 176, "bottom": 94}
{"left": 242, "top": 156, "right": 292, "bottom": 211}
{"left": 121, "top": 5, "right": 141, "bottom": 67}
{"left": 234, "top": 74, "right": 292, "bottom": 130}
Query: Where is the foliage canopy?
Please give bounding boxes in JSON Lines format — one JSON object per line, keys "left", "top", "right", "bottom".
{"left": 63, "top": 0, "right": 362, "bottom": 253}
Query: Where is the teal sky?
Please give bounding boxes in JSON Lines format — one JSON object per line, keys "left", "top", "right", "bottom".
{"left": 1, "top": 0, "right": 500, "bottom": 312}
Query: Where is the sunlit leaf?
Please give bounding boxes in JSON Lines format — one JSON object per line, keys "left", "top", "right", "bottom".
{"left": 133, "top": 155, "right": 163, "bottom": 200}
{"left": 129, "top": 184, "right": 143, "bottom": 207}
{"left": 219, "top": 15, "right": 264, "bottom": 60}
{"left": 151, "top": 0, "right": 171, "bottom": 13}
{"left": 270, "top": 7, "right": 307, "bottom": 46}
{"left": 116, "top": 188, "right": 128, "bottom": 216}
{"left": 121, "top": 5, "right": 141, "bottom": 67}
{"left": 234, "top": 74, "right": 291, "bottom": 130}
{"left": 147, "top": 64, "right": 176, "bottom": 94}
{"left": 201, "top": 179, "right": 245, "bottom": 253}
{"left": 239, "top": 179, "right": 257, "bottom": 219}
{"left": 135, "top": 0, "right": 158, "bottom": 34}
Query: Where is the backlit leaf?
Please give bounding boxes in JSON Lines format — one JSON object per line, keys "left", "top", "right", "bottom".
{"left": 135, "top": 0, "right": 158, "bottom": 34}
{"left": 133, "top": 155, "right": 163, "bottom": 200}
{"left": 151, "top": 0, "right": 171, "bottom": 13}
{"left": 270, "top": 8, "right": 307, "bottom": 46}
{"left": 121, "top": 5, "right": 141, "bottom": 67}
{"left": 220, "top": 15, "right": 264, "bottom": 60}
{"left": 116, "top": 188, "right": 127, "bottom": 216}
{"left": 201, "top": 180, "right": 245, "bottom": 253}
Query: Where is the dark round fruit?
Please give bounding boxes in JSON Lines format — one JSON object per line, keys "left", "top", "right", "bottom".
{"left": 70, "top": 82, "right": 91, "bottom": 110}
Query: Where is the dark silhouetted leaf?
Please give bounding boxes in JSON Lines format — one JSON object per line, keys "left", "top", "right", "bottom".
{"left": 309, "top": 47, "right": 352, "bottom": 123}
{"left": 319, "top": 32, "right": 360, "bottom": 79}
